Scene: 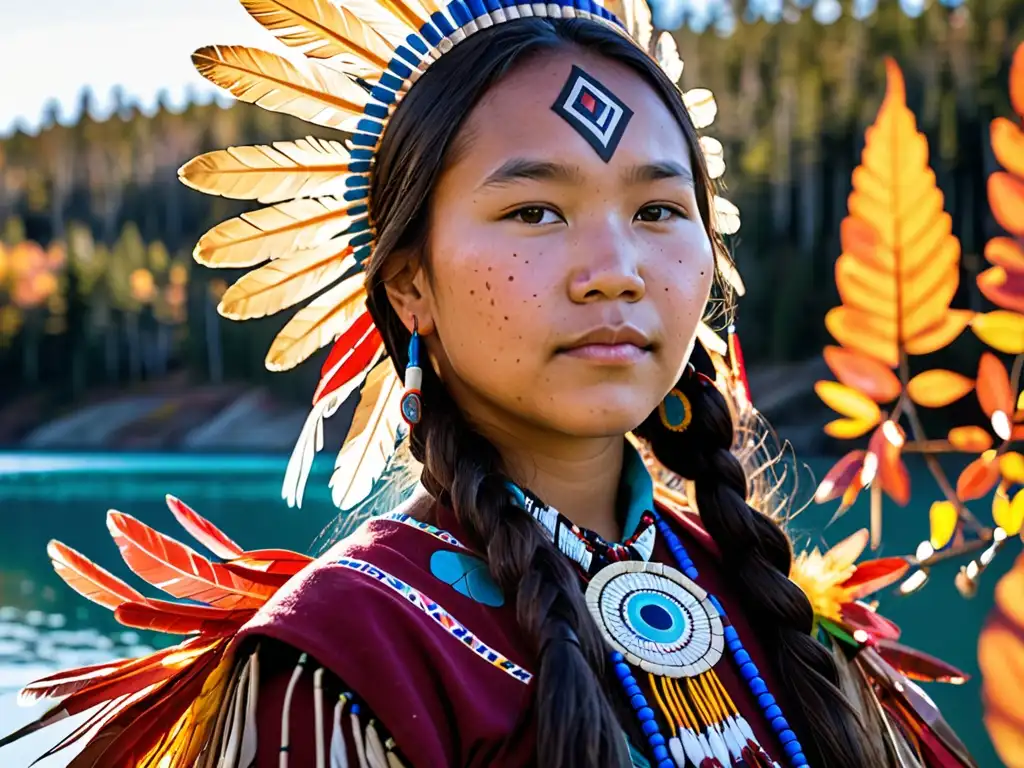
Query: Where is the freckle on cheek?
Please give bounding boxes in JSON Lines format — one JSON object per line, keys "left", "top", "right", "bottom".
{"left": 485, "top": 282, "right": 491, "bottom": 290}
{"left": 508, "top": 276, "right": 514, "bottom": 282}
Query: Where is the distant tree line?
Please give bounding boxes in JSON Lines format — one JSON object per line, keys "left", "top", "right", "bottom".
{"left": 0, "top": 0, "right": 1021, "bottom": 411}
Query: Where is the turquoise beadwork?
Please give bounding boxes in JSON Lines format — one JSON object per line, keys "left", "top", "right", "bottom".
{"left": 429, "top": 550, "right": 505, "bottom": 607}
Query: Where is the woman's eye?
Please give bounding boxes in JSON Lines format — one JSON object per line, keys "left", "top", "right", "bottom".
{"left": 509, "top": 207, "right": 561, "bottom": 225}
{"left": 635, "top": 205, "right": 678, "bottom": 223}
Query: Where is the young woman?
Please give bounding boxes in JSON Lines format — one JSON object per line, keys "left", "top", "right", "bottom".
{"left": 2, "top": 1, "right": 976, "bottom": 767}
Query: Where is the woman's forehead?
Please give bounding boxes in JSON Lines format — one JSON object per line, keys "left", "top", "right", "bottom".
{"left": 452, "top": 49, "right": 693, "bottom": 181}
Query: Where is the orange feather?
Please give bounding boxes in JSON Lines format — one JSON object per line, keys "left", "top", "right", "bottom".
{"left": 165, "top": 494, "right": 244, "bottom": 559}
{"left": 107, "top": 510, "right": 274, "bottom": 609}
{"left": 47, "top": 540, "right": 147, "bottom": 611}
{"left": 115, "top": 599, "right": 254, "bottom": 636}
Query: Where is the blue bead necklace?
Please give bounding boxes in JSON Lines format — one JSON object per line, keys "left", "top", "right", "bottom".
{"left": 610, "top": 512, "right": 809, "bottom": 768}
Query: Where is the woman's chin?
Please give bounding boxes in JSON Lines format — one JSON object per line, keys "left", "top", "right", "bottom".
{"left": 539, "top": 388, "right": 659, "bottom": 438}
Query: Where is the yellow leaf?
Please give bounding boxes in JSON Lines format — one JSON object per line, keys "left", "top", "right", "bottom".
{"left": 994, "top": 488, "right": 1024, "bottom": 536}
{"left": 825, "top": 417, "right": 878, "bottom": 439}
{"left": 973, "top": 311, "right": 1024, "bottom": 354}
{"left": 929, "top": 500, "right": 958, "bottom": 549}
{"left": 815, "top": 381, "right": 882, "bottom": 423}
{"left": 906, "top": 369, "right": 975, "bottom": 408}
{"left": 1002, "top": 452, "right": 1024, "bottom": 484}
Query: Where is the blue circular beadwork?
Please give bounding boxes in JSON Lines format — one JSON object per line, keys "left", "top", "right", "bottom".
{"left": 586, "top": 560, "right": 723, "bottom": 677}
{"left": 625, "top": 592, "right": 687, "bottom": 644}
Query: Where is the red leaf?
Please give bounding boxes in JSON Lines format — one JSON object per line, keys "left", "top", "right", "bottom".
{"left": 107, "top": 511, "right": 274, "bottom": 610}
{"left": 843, "top": 557, "right": 910, "bottom": 600}
{"left": 814, "top": 450, "right": 866, "bottom": 504}
{"left": 876, "top": 639, "right": 969, "bottom": 684}
{"left": 114, "top": 599, "right": 253, "bottom": 636}
{"left": 165, "top": 495, "right": 243, "bottom": 559}
{"left": 47, "top": 540, "right": 147, "bottom": 612}
{"left": 957, "top": 453, "right": 1001, "bottom": 502}
{"left": 841, "top": 601, "right": 902, "bottom": 641}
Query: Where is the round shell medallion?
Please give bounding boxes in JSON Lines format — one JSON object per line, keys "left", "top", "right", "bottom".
{"left": 585, "top": 560, "right": 725, "bottom": 678}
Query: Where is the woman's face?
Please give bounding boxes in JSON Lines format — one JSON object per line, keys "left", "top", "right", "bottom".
{"left": 393, "top": 48, "right": 714, "bottom": 441}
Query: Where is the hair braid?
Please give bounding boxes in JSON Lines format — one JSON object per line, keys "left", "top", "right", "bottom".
{"left": 638, "top": 372, "right": 887, "bottom": 768}
{"left": 408, "top": 367, "right": 631, "bottom": 767}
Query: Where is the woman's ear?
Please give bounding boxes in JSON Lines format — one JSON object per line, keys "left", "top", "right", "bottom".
{"left": 381, "top": 248, "right": 436, "bottom": 335}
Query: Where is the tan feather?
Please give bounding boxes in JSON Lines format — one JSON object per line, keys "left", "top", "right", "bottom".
{"left": 330, "top": 363, "right": 402, "bottom": 509}
{"left": 266, "top": 272, "right": 368, "bottom": 371}
{"left": 192, "top": 45, "right": 369, "bottom": 129}
{"left": 194, "top": 197, "right": 351, "bottom": 268}
{"left": 179, "top": 137, "right": 352, "bottom": 204}
{"left": 240, "top": 0, "right": 393, "bottom": 72}
{"left": 219, "top": 242, "right": 356, "bottom": 320}
{"left": 377, "top": 0, "right": 432, "bottom": 29}
{"left": 336, "top": 0, "right": 418, "bottom": 45}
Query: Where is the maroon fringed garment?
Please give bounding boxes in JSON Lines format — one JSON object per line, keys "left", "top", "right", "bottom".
{"left": 238, "top": 489, "right": 794, "bottom": 767}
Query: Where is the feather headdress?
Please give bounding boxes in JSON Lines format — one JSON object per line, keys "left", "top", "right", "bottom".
{"left": 176, "top": 0, "right": 744, "bottom": 513}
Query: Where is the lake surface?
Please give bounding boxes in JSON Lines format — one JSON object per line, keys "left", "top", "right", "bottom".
{"left": 0, "top": 451, "right": 1006, "bottom": 767}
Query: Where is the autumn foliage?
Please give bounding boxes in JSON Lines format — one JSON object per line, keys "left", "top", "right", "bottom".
{"left": 978, "top": 42, "right": 1024, "bottom": 768}
{"left": 815, "top": 50, "right": 1024, "bottom": 553}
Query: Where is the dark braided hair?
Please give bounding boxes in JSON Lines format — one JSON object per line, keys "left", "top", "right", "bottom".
{"left": 361, "top": 14, "right": 885, "bottom": 768}
{"left": 636, "top": 369, "right": 889, "bottom": 767}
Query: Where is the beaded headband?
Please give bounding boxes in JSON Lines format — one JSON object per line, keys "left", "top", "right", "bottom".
{"left": 178, "top": 0, "right": 744, "bottom": 510}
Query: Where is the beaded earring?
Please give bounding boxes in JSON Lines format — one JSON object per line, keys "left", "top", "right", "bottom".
{"left": 400, "top": 318, "right": 423, "bottom": 426}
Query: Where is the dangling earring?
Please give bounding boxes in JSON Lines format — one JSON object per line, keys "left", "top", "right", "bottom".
{"left": 400, "top": 317, "right": 423, "bottom": 426}
{"left": 658, "top": 363, "right": 695, "bottom": 433}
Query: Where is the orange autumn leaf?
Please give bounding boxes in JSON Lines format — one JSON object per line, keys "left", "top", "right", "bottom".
{"left": 957, "top": 451, "right": 1001, "bottom": 502}
{"left": 827, "top": 59, "right": 963, "bottom": 368}
{"left": 990, "top": 173, "right": 1024, "bottom": 239}
{"left": 992, "top": 117, "right": 1024, "bottom": 179}
{"left": 947, "top": 425, "right": 994, "bottom": 453}
{"left": 980, "top": 549, "right": 1024, "bottom": 767}
{"left": 978, "top": 352, "right": 1014, "bottom": 439}
{"left": 822, "top": 346, "right": 901, "bottom": 403}
{"left": 905, "top": 369, "right": 975, "bottom": 408}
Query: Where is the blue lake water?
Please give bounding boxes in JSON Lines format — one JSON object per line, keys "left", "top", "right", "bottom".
{"left": 0, "top": 451, "right": 1005, "bottom": 767}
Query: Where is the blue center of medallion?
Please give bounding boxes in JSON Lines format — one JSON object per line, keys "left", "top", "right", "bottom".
{"left": 640, "top": 603, "right": 672, "bottom": 631}
{"left": 625, "top": 592, "right": 687, "bottom": 644}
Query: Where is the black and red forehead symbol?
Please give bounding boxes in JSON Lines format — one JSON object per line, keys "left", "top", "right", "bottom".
{"left": 551, "top": 65, "right": 634, "bottom": 163}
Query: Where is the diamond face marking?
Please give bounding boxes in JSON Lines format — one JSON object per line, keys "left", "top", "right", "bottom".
{"left": 551, "top": 65, "right": 634, "bottom": 163}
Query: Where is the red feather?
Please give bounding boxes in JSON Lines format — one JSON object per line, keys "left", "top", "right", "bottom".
{"left": 875, "top": 639, "right": 970, "bottom": 684}
{"left": 222, "top": 549, "right": 314, "bottom": 587}
{"left": 843, "top": 557, "right": 910, "bottom": 600}
{"left": 115, "top": 599, "right": 253, "bottom": 636}
{"left": 165, "top": 494, "right": 243, "bottom": 559}
{"left": 107, "top": 511, "right": 274, "bottom": 609}
{"left": 17, "top": 643, "right": 188, "bottom": 706}
{"left": 67, "top": 644, "right": 225, "bottom": 767}
{"left": 1, "top": 639, "right": 217, "bottom": 751}
{"left": 840, "top": 601, "right": 902, "bottom": 641}
{"left": 27, "top": 696, "right": 127, "bottom": 763}
{"left": 47, "top": 540, "right": 147, "bottom": 611}
{"left": 313, "top": 312, "right": 383, "bottom": 405}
